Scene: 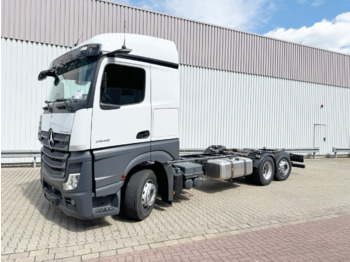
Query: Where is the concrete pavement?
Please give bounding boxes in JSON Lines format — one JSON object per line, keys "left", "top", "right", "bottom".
{"left": 88, "top": 215, "right": 350, "bottom": 262}
{"left": 1, "top": 158, "right": 350, "bottom": 261}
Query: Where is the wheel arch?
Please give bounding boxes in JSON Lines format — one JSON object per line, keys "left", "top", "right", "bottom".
{"left": 272, "top": 152, "right": 291, "bottom": 170}
{"left": 122, "top": 150, "right": 173, "bottom": 175}
{"left": 272, "top": 151, "right": 290, "bottom": 161}
{"left": 122, "top": 151, "right": 174, "bottom": 202}
{"left": 250, "top": 154, "right": 276, "bottom": 186}
{"left": 253, "top": 153, "right": 276, "bottom": 169}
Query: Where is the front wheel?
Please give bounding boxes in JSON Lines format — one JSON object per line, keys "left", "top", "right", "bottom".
{"left": 124, "top": 169, "right": 158, "bottom": 221}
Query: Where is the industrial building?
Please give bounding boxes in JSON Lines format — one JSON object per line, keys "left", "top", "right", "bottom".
{"left": 1, "top": 0, "right": 350, "bottom": 163}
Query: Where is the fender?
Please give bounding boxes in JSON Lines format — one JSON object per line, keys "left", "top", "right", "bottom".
{"left": 123, "top": 151, "right": 174, "bottom": 174}
{"left": 93, "top": 142, "right": 177, "bottom": 191}
{"left": 93, "top": 142, "right": 151, "bottom": 189}
{"left": 123, "top": 153, "right": 153, "bottom": 175}
{"left": 272, "top": 152, "right": 290, "bottom": 161}
{"left": 253, "top": 153, "right": 276, "bottom": 169}
{"left": 123, "top": 151, "right": 175, "bottom": 203}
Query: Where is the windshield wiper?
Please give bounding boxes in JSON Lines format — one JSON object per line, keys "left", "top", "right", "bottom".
{"left": 43, "top": 100, "right": 53, "bottom": 112}
{"left": 55, "top": 98, "right": 74, "bottom": 112}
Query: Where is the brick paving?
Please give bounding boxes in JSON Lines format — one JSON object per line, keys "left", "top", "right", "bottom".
{"left": 87, "top": 215, "right": 350, "bottom": 262}
{"left": 1, "top": 158, "right": 350, "bottom": 261}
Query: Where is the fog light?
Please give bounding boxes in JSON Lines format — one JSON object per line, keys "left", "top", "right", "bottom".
{"left": 63, "top": 173, "right": 80, "bottom": 191}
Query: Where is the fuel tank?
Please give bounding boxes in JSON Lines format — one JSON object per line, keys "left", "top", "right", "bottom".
{"left": 206, "top": 157, "right": 253, "bottom": 181}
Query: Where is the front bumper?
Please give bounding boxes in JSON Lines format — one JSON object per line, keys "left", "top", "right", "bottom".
{"left": 40, "top": 150, "right": 121, "bottom": 219}
{"left": 42, "top": 179, "right": 94, "bottom": 219}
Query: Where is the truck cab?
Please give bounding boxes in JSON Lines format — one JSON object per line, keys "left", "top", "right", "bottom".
{"left": 38, "top": 34, "right": 181, "bottom": 220}
{"left": 38, "top": 33, "right": 302, "bottom": 221}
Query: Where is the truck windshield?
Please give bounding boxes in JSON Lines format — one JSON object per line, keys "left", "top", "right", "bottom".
{"left": 48, "top": 56, "right": 97, "bottom": 102}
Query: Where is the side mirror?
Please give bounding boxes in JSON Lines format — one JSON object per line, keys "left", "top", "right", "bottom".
{"left": 38, "top": 70, "right": 48, "bottom": 81}
{"left": 54, "top": 76, "right": 60, "bottom": 86}
{"left": 38, "top": 69, "right": 60, "bottom": 86}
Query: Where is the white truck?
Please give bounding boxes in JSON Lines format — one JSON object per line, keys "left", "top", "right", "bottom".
{"left": 38, "top": 34, "right": 304, "bottom": 220}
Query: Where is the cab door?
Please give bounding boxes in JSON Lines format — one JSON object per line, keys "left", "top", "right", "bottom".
{"left": 91, "top": 57, "right": 151, "bottom": 149}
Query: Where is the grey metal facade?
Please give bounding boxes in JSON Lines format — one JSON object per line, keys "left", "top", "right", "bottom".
{"left": 1, "top": 39, "right": 69, "bottom": 158}
{"left": 2, "top": 0, "right": 350, "bottom": 88}
{"left": 179, "top": 65, "right": 350, "bottom": 154}
{"left": 2, "top": 38, "right": 349, "bottom": 156}
{"left": 1, "top": 0, "right": 350, "bottom": 158}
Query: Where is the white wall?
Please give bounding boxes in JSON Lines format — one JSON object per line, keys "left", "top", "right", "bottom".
{"left": 179, "top": 66, "right": 350, "bottom": 154}
{"left": 2, "top": 39, "right": 350, "bottom": 161}
{"left": 1, "top": 39, "right": 70, "bottom": 162}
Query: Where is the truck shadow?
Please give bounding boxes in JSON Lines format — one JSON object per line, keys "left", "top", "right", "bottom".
{"left": 111, "top": 213, "right": 139, "bottom": 223}
{"left": 233, "top": 177, "right": 264, "bottom": 187}
{"left": 154, "top": 199, "right": 172, "bottom": 211}
{"left": 20, "top": 179, "right": 113, "bottom": 232}
{"left": 21, "top": 178, "right": 192, "bottom": 228}
{"left": 111, "top": 191, "right": 192, "bottom": 221}
{"left": 194, "top": 178, "right": 241, "bottom": 193}
{"left": 153, "top": 192, "right": 192, "bottom": 211}
{"left": 111, "top": 193, "right": 191, "bottom": 221}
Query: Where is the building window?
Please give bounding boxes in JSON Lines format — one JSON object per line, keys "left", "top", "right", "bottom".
{"left": 100, "top": 64, "right": 145, "bottom": 107}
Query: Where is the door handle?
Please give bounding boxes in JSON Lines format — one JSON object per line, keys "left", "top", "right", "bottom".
{"left": 136, "top": 130, "right": 150, "bottom": 139}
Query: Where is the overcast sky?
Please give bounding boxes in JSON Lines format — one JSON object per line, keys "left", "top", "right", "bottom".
{"left": 113, "top": 0, "right": 350, "bottom": 55}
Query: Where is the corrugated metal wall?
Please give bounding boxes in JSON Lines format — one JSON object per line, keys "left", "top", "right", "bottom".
{"left": 2, "top": 0, "right": 350, "bottom": 88}
{"left": 2, "top": 39, "right": 349, "bottom": 157}
{"left": 179, "top": 66, "right": 350, "bottom": 155}
{"left": 1, "top": 39, "right": 69, "bottom": 159}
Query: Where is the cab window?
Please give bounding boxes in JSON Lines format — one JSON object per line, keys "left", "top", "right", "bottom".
{"left": 100, "top": 64, "right": 145, "bottom": 107}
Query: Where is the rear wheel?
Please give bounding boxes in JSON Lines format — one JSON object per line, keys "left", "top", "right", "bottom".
{"left": 124, "top": 169, "right": 158, "bottom": 221}
{"left": 274, "top": 155, "right": 292, "bottom": 181}
{"left": 251, "top": 156, "right": 275, "bottom": 186}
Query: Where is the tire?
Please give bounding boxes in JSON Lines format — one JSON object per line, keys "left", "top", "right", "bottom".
{"left": 251, "top": 156, "right": 275, "bottom": 186}
{"left": 274, "top": 155, "right": 292, "bottom": 181}
{"left": 124, "top": 169, "right": 158, "bottom": 221}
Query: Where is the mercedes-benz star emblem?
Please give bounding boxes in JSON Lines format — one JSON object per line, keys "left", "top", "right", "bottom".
{"left": 48, "top": 128, "right": 55, "bottom": 148}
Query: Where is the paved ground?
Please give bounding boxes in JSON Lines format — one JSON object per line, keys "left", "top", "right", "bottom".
{"left": 88, "top": 215, "right": 350, "bottom": 262}
{"left": 1, "top": 158, "right": 350, "bottom": 261}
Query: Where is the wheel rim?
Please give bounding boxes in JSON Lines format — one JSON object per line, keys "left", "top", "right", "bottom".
{"left": 141, "top": 179, "right": 156, "bottom": 209}
{"left": 262, "top": 161, "right": 273, "bottom": 180}
{"left": 278, "top": 159, "right": 290, "bottom": 177}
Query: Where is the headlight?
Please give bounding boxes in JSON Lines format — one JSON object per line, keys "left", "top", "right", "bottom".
{"left": 63, "top": 173, "right": 80, "bottom": 191}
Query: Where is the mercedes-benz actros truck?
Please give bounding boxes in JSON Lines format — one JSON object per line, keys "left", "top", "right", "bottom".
{"left": 37, "top": 34, "right": 304, "bottom": 221}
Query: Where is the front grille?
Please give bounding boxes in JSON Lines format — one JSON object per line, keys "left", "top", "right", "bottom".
{"left": 41, "top": 131, "right": 70, "bottom": 178}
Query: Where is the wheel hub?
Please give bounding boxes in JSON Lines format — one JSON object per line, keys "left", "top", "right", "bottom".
{"left": 262, "top": 161, "right": 273, "bottom": 180}
{"left": 141, "top": 179, "right": 156, "bottom": 209}
{"left": 278, "top": 160, "right": 290, "bottom": 176}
